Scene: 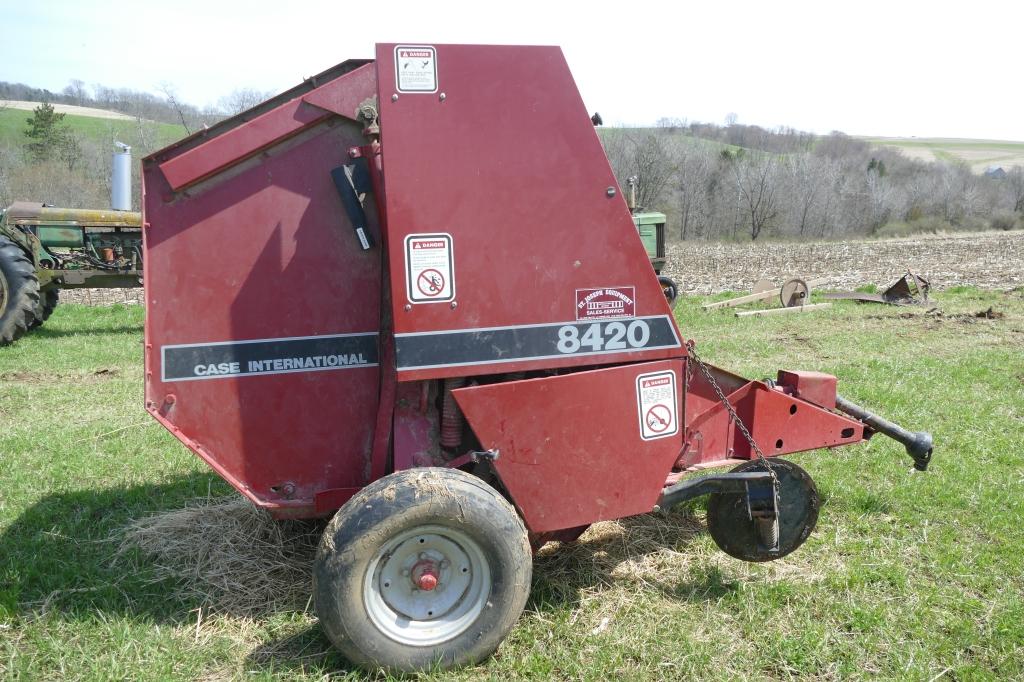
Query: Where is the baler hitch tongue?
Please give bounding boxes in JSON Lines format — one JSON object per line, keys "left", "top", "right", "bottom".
{"left": 835, "top": 395, "right": 933, "bottom": 471}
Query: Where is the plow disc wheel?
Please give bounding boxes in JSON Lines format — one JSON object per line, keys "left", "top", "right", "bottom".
{"left": 313, "top": 468, "right": 531, "bottom": 672}
{"left": 706, "top": 458, "right": 820, "bottom": 562}
{"left": 779, "top": 277, "right": 810, "bottom": 307}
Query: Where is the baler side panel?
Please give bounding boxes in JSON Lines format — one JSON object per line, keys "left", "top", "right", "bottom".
{"left": 143, "top": 108, "right": 381, "bottom": 517}
{"left": 375, "top": 44, "right": 685, "bottom": 380}
{"left": 453, "top": 361, "right": 684, "bottom": 533}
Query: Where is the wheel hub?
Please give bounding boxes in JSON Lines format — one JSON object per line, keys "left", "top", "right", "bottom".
{"left": 363, "top": 524, "right": 490, "bottom": 646}
{"left": 411, "top": 559, "right": 440, "bottom": 591}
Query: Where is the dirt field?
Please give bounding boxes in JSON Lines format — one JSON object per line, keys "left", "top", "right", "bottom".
{"left": 861, "top": 137, "right": 1024, "bottom": 173}
{"left": 58, "top": 231, "right": 1024, "bottom": 307}
{"left": 662, "top": 230, "right": 1024, "bottom": 295}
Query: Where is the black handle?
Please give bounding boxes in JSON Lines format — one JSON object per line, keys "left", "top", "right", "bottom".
{"left": 331, "top": 160, "right": 374, "bottom": 251}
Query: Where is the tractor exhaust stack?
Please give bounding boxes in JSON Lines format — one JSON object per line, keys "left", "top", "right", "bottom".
{"left": 111, "top": 141, "right": 132, "bottom": 211}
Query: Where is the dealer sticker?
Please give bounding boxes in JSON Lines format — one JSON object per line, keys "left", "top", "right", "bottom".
{"left": 636, "top": 370, "right": 678, "bottom": 441}
{"left": 576, "top": 287, "right": 636, "bottom": 320}
{"left": 405, "top": 233, "right": 454, "bottom": 303}
{"left": 395, "top": 45, "right": 438, "bottom": 93}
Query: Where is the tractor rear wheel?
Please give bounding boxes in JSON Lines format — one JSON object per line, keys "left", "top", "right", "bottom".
{"left": 314, "top": 468, "right": 532, "bottom": 672}
{"left": 29, "top": 288, "right": 59, "bottom": 329}
{"left": 658, "top": 275, "right": 679, "bottom": 307}
{"left": 0, "top": 236, "right": 40, "bottom": 345}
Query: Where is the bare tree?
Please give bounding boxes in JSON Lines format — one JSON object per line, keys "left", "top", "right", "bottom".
{"left": 676, "top": 143, "right": 712, "bottom": 239}
{"left": 604, "top": 130, "right": 677, "bottom": 210}
{"left": 731, "top": 153, "right": 779, "bottom": 240}
{"left": 1008, "top": 166, "right": 1024, "bottom": 214}
{"left": 62, "top": 79, "right": 88, "bottom": 106}
{"left": 217, "top": 88, "right": 273, "bottom": 115}
{"left": 157, "top": 82, "right": 191, "bottom": 135}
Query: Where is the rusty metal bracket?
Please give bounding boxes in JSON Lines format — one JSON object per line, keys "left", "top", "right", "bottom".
{"left": 824, "top": 270, "right": 930, "bottom": 306}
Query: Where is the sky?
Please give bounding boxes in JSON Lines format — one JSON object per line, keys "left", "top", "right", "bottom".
{"left": 1, "top": 0, "right": 1021, "bottom": 140}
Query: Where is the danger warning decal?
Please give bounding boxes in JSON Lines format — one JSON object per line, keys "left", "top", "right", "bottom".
{"left": 576, "top": 287, "right": 636, "bottom": 320}
{"left": 405, "top": 233, "right": 455, "bottom": 303}
{"left": 636, "top": 370, "right": 679, "bottom": 441}
{"left": 395, "top": 45, "right": 438, "bottom": 93}
{"left": 161, "top": 333, "right": 379, "bottom": 382}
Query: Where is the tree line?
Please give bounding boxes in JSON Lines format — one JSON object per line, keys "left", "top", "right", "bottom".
{"left": 0, "top": 80, "right": 273, "bottom": 211}
{"left": 2, "top": 78, "right": 1023, "bottom": 239}
{"left": 1, "top": 79, "right": 272, "bottom": 132}
{"left": 602, "top": 121, "right": 1024, "bottom": 240}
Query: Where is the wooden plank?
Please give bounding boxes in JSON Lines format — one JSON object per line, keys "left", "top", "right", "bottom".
{"left": 702, "top": 277, "right": 828, "bottom": 310}
{"left": 735, "top": 302, "right": 832, "bottom": 317}
{"left": 703, "top": 288, "right": 776, "bottom": 309}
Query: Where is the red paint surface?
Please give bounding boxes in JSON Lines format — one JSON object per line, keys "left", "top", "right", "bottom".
{"left": 374, "top": 44, "right": 684, "bottom": 381}
{"left": 159, "top": 64, "right": 375, "bottom": 190}
{"left": 144, "top": 90, "right": 381, "bottom": 517}
{"left": 454, "top": 361, "right": 684, "bottom": 533}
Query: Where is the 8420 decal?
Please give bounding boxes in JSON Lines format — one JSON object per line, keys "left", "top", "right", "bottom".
{"left": 556, "top": 320, "right": 651, "bottom": 353}
{"left": 394, "top": 315, "right": 681, "bottom": 371}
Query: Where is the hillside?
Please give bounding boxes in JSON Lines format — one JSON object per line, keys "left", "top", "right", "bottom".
{"left": 861, "top": 137, "right": 1024, "bottom": 173}
{"left": 0, "top": 104, "right": 186, "bottom": 151}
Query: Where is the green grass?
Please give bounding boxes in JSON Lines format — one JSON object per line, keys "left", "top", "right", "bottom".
{"left": 2, "top": 292, "right": 1024, "bottom": 680}
{"left": 0, "top": 107, "right": 186, "bottom": 151}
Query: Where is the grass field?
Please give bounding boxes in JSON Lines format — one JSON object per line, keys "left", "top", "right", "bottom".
{"left": 860, "top": 137, "right": 1024, "bottom": 173}
{"left": 0, "top": 107, "right": 186, "bottom": 151}
{"left": 2, "top": 290, "right": 1023, "bottom": 680}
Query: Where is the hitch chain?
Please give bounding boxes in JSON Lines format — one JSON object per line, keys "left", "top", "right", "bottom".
{"left": 685, "top": 341, "right": 781, "bottom": 548}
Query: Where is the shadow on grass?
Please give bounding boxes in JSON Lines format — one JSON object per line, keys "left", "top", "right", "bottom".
{"left": 2, "top": 479, "right": 726, "bottom": 677}
{"left": 528, "top": 511, "right": 737, "bottom": 608}
{"left": 0, "top": 472, "right": 232, "bottom": 624}
{"left": 28, "top": 324, "right": 144, "bottom": 339}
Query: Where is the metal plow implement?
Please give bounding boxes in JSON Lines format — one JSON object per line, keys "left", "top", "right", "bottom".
{"left": 142, "top": 44, "right": 932, "bottom": 672}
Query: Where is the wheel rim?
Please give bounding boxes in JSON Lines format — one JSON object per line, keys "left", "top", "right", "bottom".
{"left": 363, "top": 524, "right": 491, "bottom": 646}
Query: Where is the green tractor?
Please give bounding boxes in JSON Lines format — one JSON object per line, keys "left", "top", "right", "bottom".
{"left": 0, "top": 202, "right": 142, "bottom": 344}
{"left": 627, "top": 177, "right": 678, "bottom": 305}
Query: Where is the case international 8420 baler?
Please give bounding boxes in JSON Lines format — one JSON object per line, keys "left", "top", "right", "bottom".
{"left": 141, "top": 44, "right": 932, "bottom": 672}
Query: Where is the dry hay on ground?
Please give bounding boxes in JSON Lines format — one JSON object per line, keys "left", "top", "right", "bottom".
{"left": 114, "top": 494, "right": 835, "bottom": 629}
{"left": 663, "top": 230, "right": 1024, "bottom": 295}
{"left": 115, "top": 497, "right": 322, "bottom": 617}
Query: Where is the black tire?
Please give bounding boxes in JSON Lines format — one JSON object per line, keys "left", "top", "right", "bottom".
{"left": 29, "top": 288, "right": 59, "bottom": 329}
{"left": 314, "top": 468, "right": 532, "bottom": 672}
{"left": 706, "top": 458, "right": 819, "bottom": 562}
{"left": 0, "top": 236, "right": 40, "bottom": 345}
{"left": 658, "top": 275, "right": 679, "bottom": 307}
